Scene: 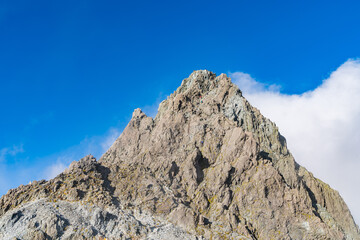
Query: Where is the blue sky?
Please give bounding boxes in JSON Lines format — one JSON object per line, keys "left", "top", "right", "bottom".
{"left": 1, "top": 0, "right": 360, "bottom": 223}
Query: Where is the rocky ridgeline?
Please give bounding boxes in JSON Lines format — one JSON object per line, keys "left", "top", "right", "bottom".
{"left": 0, "top": 71, "right": 359, "bottom": 240}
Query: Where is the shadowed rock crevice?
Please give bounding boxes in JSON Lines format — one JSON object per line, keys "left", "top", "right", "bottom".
{"left": 258, "top": 151, "right": 272, "bottom": 161}
{"left": 303, "top": 181, "right": 322, "bottom": 220}
{"left": 168, "top": 161, "right": 180, "bottom": 184}
{"left": 194, "top": 151, "right": 210, "bottom": 184}
{"left": 96, "top": 164, "right": 120, "bottom": 207}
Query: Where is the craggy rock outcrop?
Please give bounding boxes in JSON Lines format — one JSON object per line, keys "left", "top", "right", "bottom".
{"left": 1, "top": 70, "right": 359, "bottom": 239}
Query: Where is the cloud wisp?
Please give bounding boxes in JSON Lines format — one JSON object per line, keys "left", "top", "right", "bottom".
{"left": 0, "top": 144, "right": 24, "bottom": 162}
{"left": 44, "top": 157, "right": 73, "bottom": 180}
{"left": 141, "top": 92, "right": 168, "bottom": 118}
{"left": 41, "top": 127, "right": 122, "bottom": 180}
{"left": 231, "top": 59, "right": 360, "bottom": 225}
{"left": 0, "top": 127, "right": 123, "bottom": 197}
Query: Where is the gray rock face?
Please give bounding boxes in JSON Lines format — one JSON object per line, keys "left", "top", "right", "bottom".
{"left": 1, "top": 70, "right": 359, "bottom": 239}
{"left": 0, "top": 199, "right": 196, "bottom": 240}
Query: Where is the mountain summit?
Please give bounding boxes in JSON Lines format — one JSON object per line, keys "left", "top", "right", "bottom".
{"left": 1, "top": 71, "right": 359, "bottom": 239}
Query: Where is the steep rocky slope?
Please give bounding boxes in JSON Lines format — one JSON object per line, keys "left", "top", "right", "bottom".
{"left": 0, "top": 70, "right": 359, "bottom": 239}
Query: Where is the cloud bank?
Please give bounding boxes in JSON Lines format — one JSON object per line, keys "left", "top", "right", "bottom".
{"left": 231, "top": 59, "right": 360, "bottom": 225}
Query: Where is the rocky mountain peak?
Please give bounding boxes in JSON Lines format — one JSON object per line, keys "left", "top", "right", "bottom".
{"left": 175, "top": 70, "right": 222, "bottom": 94}
{"left": 0, "top": 71, "right": 359, "bottom": 240}
{"left": 169, "top": 70, "right": 233, "bottom": 106}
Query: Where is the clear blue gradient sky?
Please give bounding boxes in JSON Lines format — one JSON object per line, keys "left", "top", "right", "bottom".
{"left": 1, "top": 1, "right": 360, "bottom": 201}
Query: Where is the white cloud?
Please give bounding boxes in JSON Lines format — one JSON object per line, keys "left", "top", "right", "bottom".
{"left": 231, "top": 59, "right": 360, "bottom": 225}
{"left": 230, "top": 72, "right": 281, "bottom": 94}
{"left": 0, "top": 144, "right": 24, "bottom": 162}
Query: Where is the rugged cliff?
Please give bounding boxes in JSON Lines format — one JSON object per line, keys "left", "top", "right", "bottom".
{"left": 0, "top": 70, "right": 359, "bottom": 239}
